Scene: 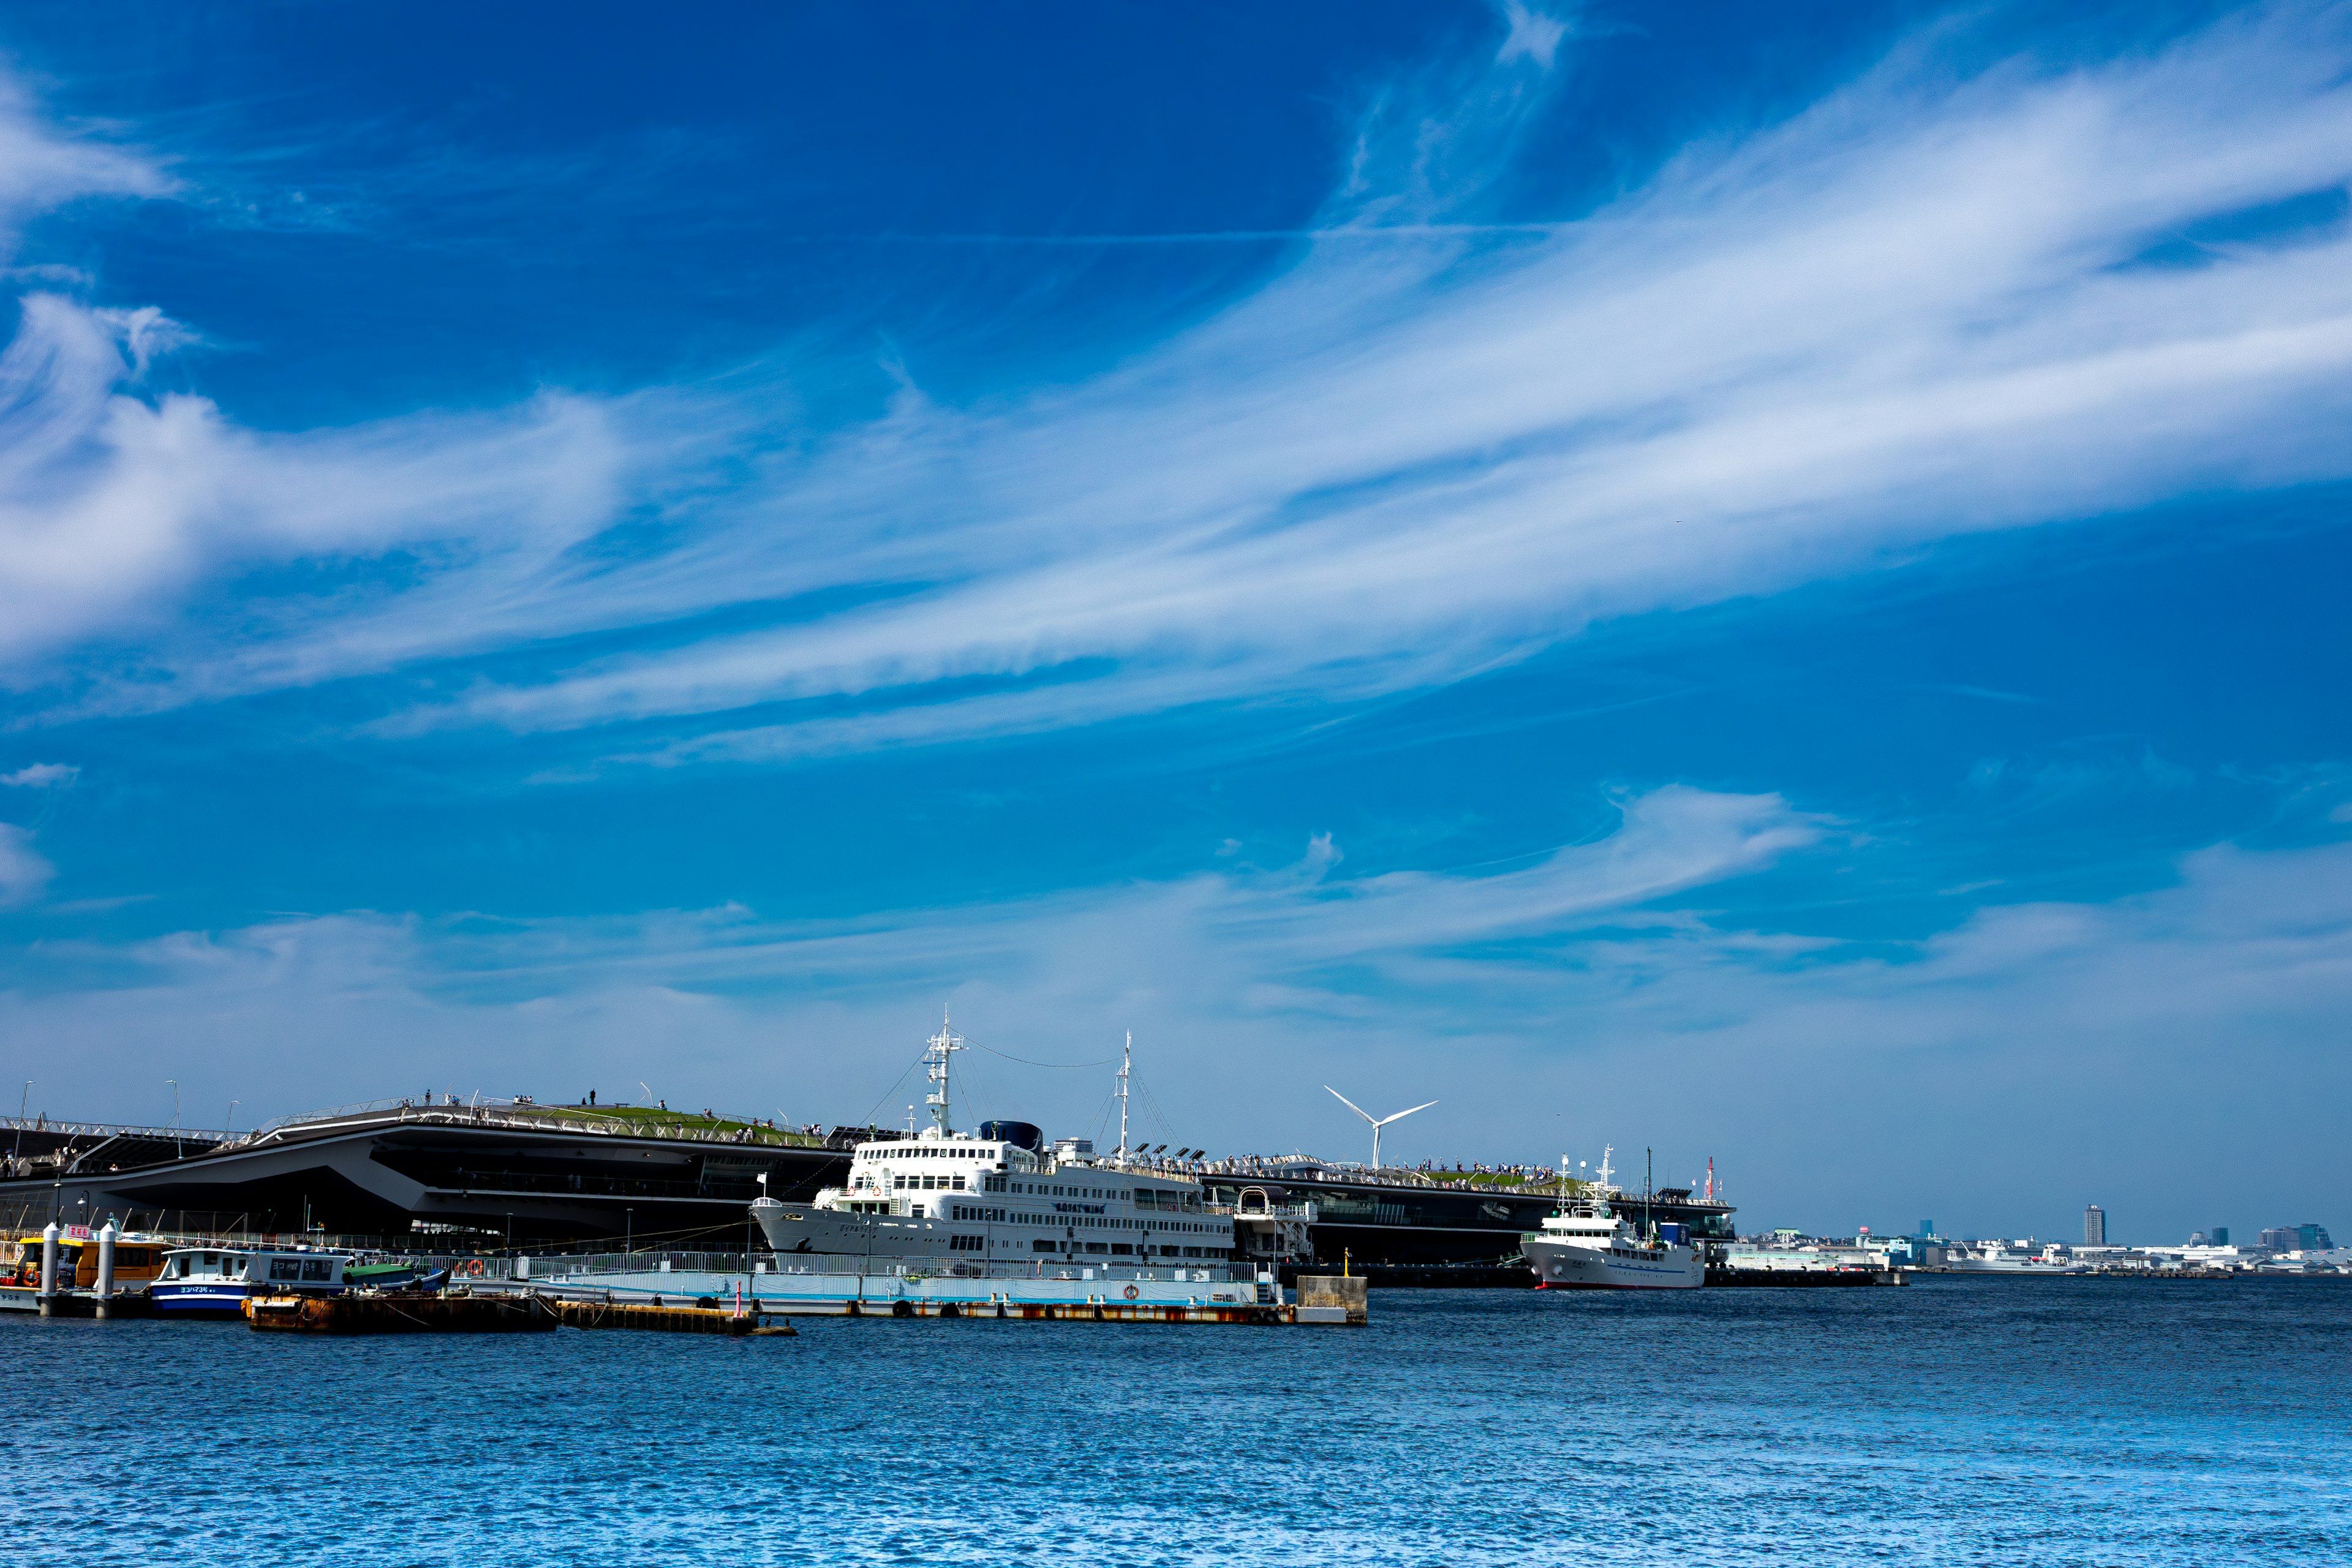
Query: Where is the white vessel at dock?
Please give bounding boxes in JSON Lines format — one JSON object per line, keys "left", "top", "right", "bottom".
{"left": 1520, "top": 1149, "right": 1704, "bottom": 1291}
{"left": 149, "top": 1245, "right": 351, "bottom": 1316}
{"left": 1945, "top": 1240, "right": 2087, "bottom": 1275}
{"left": 752, "top": 1020, "right": 1246, "bottom": 1276}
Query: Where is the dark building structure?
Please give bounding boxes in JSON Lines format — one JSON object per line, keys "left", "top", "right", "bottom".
{"left": 1204, "top": 1162, "right": 1736, "bottom": 1270}
{"left": 3, "top": 1102, "right": 1736, "bottom": 1268}
{"left": 1, "top": 1102, "right": 864, "bottom": 1248}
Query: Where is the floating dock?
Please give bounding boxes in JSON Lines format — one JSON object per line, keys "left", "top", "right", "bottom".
{"left": 1706, "top": 1266, "right": 1907, "bottom": 1287}
{"left": 552, "top": 1298, "right": 794, "bottom": 1335}
{"left": 245, "top": 1291, "right": 560, "bottom": 1333}
{"left": 520, "top": 1263, "right": 1362, "bottom": 1325}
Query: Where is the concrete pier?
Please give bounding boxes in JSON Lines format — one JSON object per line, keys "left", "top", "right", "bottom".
{"left": 1296, "top": 1275, "right": 1370, "bottom": 1323}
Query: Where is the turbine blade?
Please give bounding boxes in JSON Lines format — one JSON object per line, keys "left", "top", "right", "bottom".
{"left": 1324, "top": 1085, "right": 1376, "bottom": 1125}
{"left": 1372, "top": 1099, "right": 1439, "bottom": 1127}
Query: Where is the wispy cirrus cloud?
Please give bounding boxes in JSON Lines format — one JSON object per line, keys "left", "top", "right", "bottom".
{"left": 0, "top": 783, "right": 1830, "bottom": 1115}
{"left": 0, "top": 287, "right": 671, "bottom": 673}
{"left": 7, "top": 6, "right": 2352, "bottom": 775}
{"left": 0, "top": 75, "right": 167, "bottom": 240}
{"left": 0, "top": 822, "right": 51, "bottom": 906}
{"left": 374, "top": 5, "right": 2352, "bottom": 762}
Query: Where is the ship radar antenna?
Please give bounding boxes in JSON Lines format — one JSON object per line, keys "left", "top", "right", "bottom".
{"left": 1323, "top": 1086, "right": 1438, "bottom": 1172}
{"left": 924, "top": 1010, "right": 965, "bottom": 1136}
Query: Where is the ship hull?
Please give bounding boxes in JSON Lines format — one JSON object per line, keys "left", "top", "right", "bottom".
{"left": 1522, "top": 1237, "right": 1703, "bottom": 1290}
{"left": 753, "top": 1200, "right": 954, "bottom": 1260}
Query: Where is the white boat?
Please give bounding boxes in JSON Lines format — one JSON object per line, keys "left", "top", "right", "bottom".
{"left": 1945, "top": 1240, "right": 2086, "bottom": 1275}
{"left": 1519, "top": 1148, "right": 1704, "bottom": 1291}
{"left": 149, "top": 1245, "right": 352, "bottom": 1317}
{"left": 752, "top": 1020, "right": 1242, "bottom": 1275}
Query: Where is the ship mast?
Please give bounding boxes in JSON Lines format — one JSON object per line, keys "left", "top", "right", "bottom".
{"left": 924, "top": 1011, "right": 964, "bottom": 1135}
{"left": 1115, "top": 1030, "right": 1131, "bottom": 1161}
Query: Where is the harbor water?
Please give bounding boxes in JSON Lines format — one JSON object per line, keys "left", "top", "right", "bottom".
{"left": 6, "top": 1276, "right": 2346, "bottom": 1564}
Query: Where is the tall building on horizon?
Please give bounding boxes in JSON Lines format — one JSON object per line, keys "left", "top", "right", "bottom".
{"left": 2084, "top": 1204, "right": 2106, "bottom": 1246}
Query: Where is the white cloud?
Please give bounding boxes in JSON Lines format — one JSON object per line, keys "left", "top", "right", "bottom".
{"left": 7, "top": 10, "right": 2352, "bottom": 769}
{"left": 0, "top": 761, "right": 76, "bottom": 787}
{"left": 0, "top": 822, "right": 51, "bottom": 905}
{"left": 0, "top": 78, "right": 167, "bottom": 245}
{"left": 1494, "top": 2, "right": 1569, "bottom": 70}
{"left": 0, "top": 289, "right": 657, "bottom": 671}
{"left": 369, "top": 6, "right": 2352, "bottom": 759}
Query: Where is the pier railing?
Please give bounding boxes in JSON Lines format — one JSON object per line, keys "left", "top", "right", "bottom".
{"left": 1, "top": 1115, "right": 233, "bottom": 1142}
{"left": 217, "top": 1098, "right": 834, "bottom": 1155}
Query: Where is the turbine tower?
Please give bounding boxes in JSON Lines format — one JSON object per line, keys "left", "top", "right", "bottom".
{"left": 1324, "top": 1086, "right": 1437, "bottom": 1171}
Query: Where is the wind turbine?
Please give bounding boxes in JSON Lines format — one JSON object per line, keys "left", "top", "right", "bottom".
{"left": 1324, "top": 1087, "right": 1437, "bottom": 1171}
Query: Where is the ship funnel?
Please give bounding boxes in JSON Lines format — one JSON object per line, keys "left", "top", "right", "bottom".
{"left": 979, "top": 1119, "right": 1043, "bottom": 1152}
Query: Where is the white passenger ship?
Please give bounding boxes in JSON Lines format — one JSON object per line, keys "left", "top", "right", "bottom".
{"left": 752, "top": 1022, "right": 1240, "bottom": 1274}
{"left": 1520, "top": 1150, "right": 1704, "bottom": 1291}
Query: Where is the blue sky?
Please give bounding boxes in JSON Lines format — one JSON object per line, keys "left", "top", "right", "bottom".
{"left": 2, "top": 1, "right": 2348, "bottom": 1242}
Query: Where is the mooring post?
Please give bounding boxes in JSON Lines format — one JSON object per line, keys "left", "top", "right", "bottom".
{"left": 94, "top": 1220, "right": 118, "bottom": 1319}
{"left": 36, "top": 1220, "right": 59, "bottom": 1317}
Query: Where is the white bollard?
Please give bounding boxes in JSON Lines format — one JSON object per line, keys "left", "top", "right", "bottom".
{"left": 94, "top": 1221, "right": 118, "bottom": 1318}
{"left": 37, "top": 1221, "right": 59, "bottom": 1317}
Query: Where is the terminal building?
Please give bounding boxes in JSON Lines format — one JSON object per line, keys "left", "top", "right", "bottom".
{"left": 1, "top": 1100, "right": 859, "bottom": 1248}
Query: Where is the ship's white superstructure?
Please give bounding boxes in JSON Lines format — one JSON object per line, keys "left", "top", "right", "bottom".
{"left": 752, "top": 1018, "right": 1240, "bottom": 1272}
{"left": 1518, "top": 1148, "right": 1704, "bottom": 1291}
{"left": 753, "top": 1125, "right": 1240, "bottom": 1267}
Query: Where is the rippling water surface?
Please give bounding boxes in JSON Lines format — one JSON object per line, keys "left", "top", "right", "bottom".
{"left": 7, "top": 1278, "right": 2347, "bottom": 1565}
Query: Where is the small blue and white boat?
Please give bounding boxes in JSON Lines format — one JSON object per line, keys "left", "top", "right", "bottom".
{"left": 149, "top": 1246, "right": 352, "bottom": 1317}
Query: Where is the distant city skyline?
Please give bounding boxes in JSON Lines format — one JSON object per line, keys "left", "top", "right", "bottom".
{"left": 2, "top": 2, "right": 2350, "bottom": 1242}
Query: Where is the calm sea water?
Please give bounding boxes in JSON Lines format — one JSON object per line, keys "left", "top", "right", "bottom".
{"left": 7, "top": 1278, "right": 2346, "bottom": 1565}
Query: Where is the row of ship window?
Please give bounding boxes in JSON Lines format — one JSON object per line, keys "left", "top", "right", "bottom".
{"left": 945, "top": 1235, "right": 1234, "bottom": 1257}
{"left": 876, "top": 1173, "right": 1196, "bottom": 1205}
{"left": 863, "top": 1145, "right": 1002, "bottom": 1158}
{"left": 980, "top": 1176, "right": 1186, "bottom": 1206}
{"left": 948, "top": 1205, "right": 1213, "bottom": 1234}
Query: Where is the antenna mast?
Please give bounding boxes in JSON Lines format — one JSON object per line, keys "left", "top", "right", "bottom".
{"left": 1115, "top": 1031, "right": 1131, "bottom": 1161}
{"left": 924, "top": 1011, "right": 965, "bottom": 1135}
